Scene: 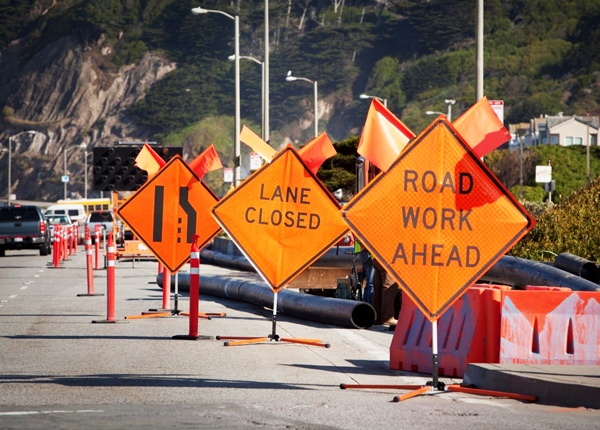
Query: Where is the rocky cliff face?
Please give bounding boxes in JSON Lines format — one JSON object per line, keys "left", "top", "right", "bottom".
{"left": 0, "top": 35, "right": 175, "bottom": 202}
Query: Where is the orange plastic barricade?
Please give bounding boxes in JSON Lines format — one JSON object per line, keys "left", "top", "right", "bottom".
{"left": 500, "top": 289, "right": 600, "bottom": 365}
{"left": 390, "top": 284, "right": 510, "bottom": 377}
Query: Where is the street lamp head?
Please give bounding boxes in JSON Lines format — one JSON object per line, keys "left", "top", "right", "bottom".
{"left": 359, "top": 94, "right": 370, "bottom": 100}
{"left": 445, "top": 99, "right": 456, "bottom": 105}
{"left": 285, "top": 70, "right": 296, "bottom": 82}
{"left": 228, "top": 54, "right": 235, "bottom": 61}
{"left": 191, "top": 7, "right": 208, "bottom": 15}
{"left": 425, "top": 111, "right": 441, "bottom": 115}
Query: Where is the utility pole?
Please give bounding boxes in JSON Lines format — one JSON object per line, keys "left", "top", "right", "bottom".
{"left": 476, "top": 0, "right": 484, "bottom": 102}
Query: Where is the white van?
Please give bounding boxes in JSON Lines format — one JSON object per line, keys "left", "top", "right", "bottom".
{"left": 44, "top": 204, "right": 86, "bottom": 244}
{"left": 44, "top": 204, "right": 86, "bottom": 222}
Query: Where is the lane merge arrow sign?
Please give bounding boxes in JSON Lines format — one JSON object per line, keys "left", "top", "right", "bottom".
{"left": 117, "top": 155, "right": 221, "bottom": 273}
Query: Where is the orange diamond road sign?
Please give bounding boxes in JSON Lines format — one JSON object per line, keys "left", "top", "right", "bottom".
{"left": 343, "top": 118, "right": 535, "bottom": 321}
{"left": 212, "top": 145, "right": 349, "bottom": 292}
{"left": 117, "top": 155, "right": 221, "bottom": 273}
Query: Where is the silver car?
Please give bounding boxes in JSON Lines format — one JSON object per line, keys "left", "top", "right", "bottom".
{"left": 44, "top": 214, "right": 74, "bottom": 243}
{"left": 85, "top": 211, "right": 122, "bottom": 244}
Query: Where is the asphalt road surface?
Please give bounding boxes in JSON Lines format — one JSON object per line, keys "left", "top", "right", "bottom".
{"left": 0, "top": 248, "right": 598, "bottom": 429}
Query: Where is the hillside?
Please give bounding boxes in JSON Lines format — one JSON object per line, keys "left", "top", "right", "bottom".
{"left": 0, "top": 0, "right": 598, "bottom": 203}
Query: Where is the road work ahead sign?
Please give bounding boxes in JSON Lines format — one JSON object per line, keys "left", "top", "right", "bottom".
{"left": 117, "top": 155, "right": 221, "bottom": 273}
{"left": 343, "top": 118, "right": 535, "bottom": 321}
{"left": 212, "top": 145, "right": 348, "bottom": 292}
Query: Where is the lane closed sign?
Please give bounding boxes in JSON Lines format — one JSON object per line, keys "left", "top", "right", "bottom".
{"left": 212, "top": 145, "right": 349, "bottom": 292}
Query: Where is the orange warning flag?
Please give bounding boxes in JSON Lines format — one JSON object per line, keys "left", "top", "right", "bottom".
{"left": 240, "top": 125, "right": 276, "bottom": 161}
{"left": 135, "top": 143, "right": 166, "bottom": 176}
{"left": 298, "top": 132, "right": 336, "bottom": 174}
{"left": 357, "top": 98, "right": 415, "bottom": 172}
{"left": 453, "top": 96, "right": 511, "bottom": 158}
{"left": 188, "top": 144, "right": 222, "bottom": 180}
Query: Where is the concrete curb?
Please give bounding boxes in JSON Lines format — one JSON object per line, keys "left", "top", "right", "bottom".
{"left": 463, "top": 364, "right": 600, "bottom": 409}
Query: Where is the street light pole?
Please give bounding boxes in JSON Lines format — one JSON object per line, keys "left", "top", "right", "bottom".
{"left": 286, "top": 71, "right": 318, "bottom": 138}
{"left": 229, "top": 54, "right": 264, "bottom": 139}
{"left": 64, "top": 145, "right": 83, "bottom": 199}
{"left": 445, "top": 99, "right": 456, "bottom": 121}
{"left": 64, "top": 147, "right": 67, "bottom": 199}
{"left": 192, "top": 7, "right": 241, "bottom": 187}
{"left": 476, "top": 0, "right": 484, "bottom": 102}
{"left": 6, "top": 130, "right": 36, "bottom": 206}
{"left": 8, "top": 137, "right": 12, "bottom": 206}
{"left": 359, "top": 93, "right": 387, "bottom": 108}
{"left": 264, "top": 0, "right": 270, "bottom": 144}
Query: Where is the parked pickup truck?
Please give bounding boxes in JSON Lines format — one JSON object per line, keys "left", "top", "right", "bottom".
{"left": 0, "top": 205, "right": 52, "bottom": 257}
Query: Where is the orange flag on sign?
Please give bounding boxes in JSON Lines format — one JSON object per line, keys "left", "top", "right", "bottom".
{"left": 240, "top": 125, "right": 276, "bottom": 162}
{"left": 453, "top": 96, "right": 511, "bottom": 158}
{"left": 298, "top": 132, "right": 336, "bottom": 174}
{"left": 357, "top": 99, "right": 415, "bottom": 172}
{"left": 188, "top": 144, "right": 223, "bottom": 180}
{"left": 135, "top": 143, "right": 166, "bottom": 177}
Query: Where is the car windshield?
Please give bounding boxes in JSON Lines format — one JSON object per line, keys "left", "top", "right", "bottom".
{"left": 0, "top": 207, "right": 40, "bottom": 222}
{"left": 45, "top": 216, "right": 70, "bottom": 224}
{"left": 89, "top": 212, "right": 113, "bottom": 222}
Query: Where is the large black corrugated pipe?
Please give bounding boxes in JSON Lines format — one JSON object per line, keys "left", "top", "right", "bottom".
{"left": 200, "top": 249, "right": 254, "bottom": 271}
{"left": 480, "top": 255, "right": 600, "bottom": 291}
{"left": 157, "top": 273, "right": 377, "bottom": 329}
{"left": 553, "top": 253, "right": 600, "bottom": 284}
{"left": 200, "top": 245, "right": 356, "bottom": 272}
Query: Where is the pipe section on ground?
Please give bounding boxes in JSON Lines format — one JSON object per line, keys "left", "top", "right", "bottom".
{"left": 481, "top": 255, "right": 600, "bottom": 291}
{"left": 157, "top": 273, "right": 376, "bottom": 329}
{"left": 553, "top": 253, "right": 600, "bottom": 284}
{"left": 201, "top": 241, "right": 356, "bottom": 272}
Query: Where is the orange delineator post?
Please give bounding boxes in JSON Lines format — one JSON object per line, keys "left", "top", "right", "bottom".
{"left": 52, "top": 226, "right": 60, "bottom": 268}
{"left": 188, "top": 242, "right": 200, "bottom": 338}
{"left": 162, "top": 268, "right": 171, "bottom": 311}
{"left": 70, "top": 224, "right": 76, "bottom": 255}
{"left": 62, "top": 226, "right": 68, "bottom": 260}
{"left": 106, "top": 234, "right": 116, "bottom": 321}
{"left": 93, "top": 233, "right": 118, "bottom": 324}
{"left": 85, "top": 228, "right": 94, "bottom": 294}
{"left": 173, "top": 236, "right": 211, "bottom": 340}
{"left": 94, "top": 225, "right": 101, "bottom": 270}
{"left": 78, "top": 227, "right": 103, "bottom": 297}
{"left": 66, "top": 225, "right": 71, "bottom": 256}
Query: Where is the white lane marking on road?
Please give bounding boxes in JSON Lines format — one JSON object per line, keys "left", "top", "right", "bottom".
{"left": 20, "top": 286, "right": 27, "bottom": 290}
{"left": 0, "top": 409, "right": 105, "bottom": 416}
{"left": 8, "top": 295, "right": 17, "bottom": 299}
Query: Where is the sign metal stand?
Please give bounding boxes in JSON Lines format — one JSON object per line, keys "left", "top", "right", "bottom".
{"left": 216, "top": 291, "right": 330, "bottom": 348}
{"left": 341, "top": 319, "right": 535, "bottom": 402}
